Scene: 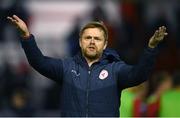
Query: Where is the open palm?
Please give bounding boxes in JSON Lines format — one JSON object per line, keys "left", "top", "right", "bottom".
{"left": 148, "top": 26, "right": 168, "bottom": 48}
{"left": 7, "top": 15, "right": 30, "bottom": 38}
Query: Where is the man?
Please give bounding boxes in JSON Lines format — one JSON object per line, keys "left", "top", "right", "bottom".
{"left": 159, "top": 71, "right": 180, "bottom": 116}
{"left": 7, "top": 15, "right": 167, "bottom": 117}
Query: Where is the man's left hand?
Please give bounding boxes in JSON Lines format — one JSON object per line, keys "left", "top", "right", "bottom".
{"left": 148, "top": 26, "right": 168, "bottom": 48}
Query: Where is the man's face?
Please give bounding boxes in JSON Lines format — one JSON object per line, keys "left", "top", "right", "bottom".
{"left": 79, "top": 28, "right": 107, "bottom": 60}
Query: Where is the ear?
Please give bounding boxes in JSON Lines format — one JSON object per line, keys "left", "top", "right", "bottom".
{"left": 103, "top": 41, "right": 108, "bottom": 50}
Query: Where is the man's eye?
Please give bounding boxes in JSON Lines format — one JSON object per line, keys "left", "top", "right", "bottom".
{"left": 94, "top": 37, "right": 101, "bottom": 40}
{"left": 86, "top": 36, "right": 91, "bottom": 39}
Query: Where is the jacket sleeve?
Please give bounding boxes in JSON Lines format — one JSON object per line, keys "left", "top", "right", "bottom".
{"left": 20, "top": 35, "right": 63, "bottom": 84}
{"left": 115, "top": 47, "right": 158, "bottom": 89}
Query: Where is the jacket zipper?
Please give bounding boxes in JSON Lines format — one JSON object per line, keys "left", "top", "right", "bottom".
{"left": 86, "top": 69, "right": 91, "bottom": 117}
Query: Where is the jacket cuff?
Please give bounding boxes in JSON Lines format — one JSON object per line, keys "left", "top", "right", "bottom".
{"left": 20, "top": 34, "right": 36, "bottom": 48}
{"left": 145, "top": 45, "right": 159, "bottom": 55}
{"left": 20, "top": 34, "right": 34, "bottom": 41}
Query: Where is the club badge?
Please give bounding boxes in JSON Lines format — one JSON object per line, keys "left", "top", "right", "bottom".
{"left": 99, "top": 70, "right": 108, "bottom": 80}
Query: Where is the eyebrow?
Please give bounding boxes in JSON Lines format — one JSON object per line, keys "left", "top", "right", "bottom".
{"left": 84, "top": 35, "right": 101, "bottom": 39}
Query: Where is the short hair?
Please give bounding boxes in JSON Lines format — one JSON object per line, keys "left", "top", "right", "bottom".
{"left": 79, "top": 21, "right": 108, "bottom": 41}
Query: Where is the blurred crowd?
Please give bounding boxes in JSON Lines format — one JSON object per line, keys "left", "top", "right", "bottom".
{"left": 0, "top": 0, "right": 180, "bottom": 117}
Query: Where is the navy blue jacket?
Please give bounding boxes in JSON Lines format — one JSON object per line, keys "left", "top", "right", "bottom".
{"left": 21, "top": 35, "right": 158, "bottom": 117}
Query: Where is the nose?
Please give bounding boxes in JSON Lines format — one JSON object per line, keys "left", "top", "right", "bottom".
{"left": 90, "top": 38, "right": 95, "bottom": 44}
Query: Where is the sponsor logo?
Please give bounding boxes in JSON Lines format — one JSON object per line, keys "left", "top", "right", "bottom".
{"left": 71, "top": 70, "right": 80, "bottom": 76}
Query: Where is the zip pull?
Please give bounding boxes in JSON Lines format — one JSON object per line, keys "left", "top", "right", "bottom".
{"left": 88, "top": 71, "right": 91, "bottom": 74}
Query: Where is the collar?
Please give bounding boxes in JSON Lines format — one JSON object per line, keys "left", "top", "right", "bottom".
{"left": 73, "top": 48, "right": 121, "bottom": 68}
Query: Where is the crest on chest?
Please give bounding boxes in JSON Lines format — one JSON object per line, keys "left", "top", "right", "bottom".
{"left": 99, "top": 69, "right": 109, "bottom": 80}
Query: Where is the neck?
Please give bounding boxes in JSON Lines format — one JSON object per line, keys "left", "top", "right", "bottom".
{"left": 85, "top": 57, "right": 100, "bottom": 67}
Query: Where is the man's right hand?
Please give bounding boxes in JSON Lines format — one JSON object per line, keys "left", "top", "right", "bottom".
{"left": 7, "top": 15, "right": 30, "bottom": 39}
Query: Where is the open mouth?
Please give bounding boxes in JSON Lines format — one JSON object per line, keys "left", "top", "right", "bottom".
{"left": 88, "top": 46, "right": 95, "bottom": 51}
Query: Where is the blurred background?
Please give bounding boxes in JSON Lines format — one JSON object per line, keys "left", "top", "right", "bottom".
{"left": 0, "top": 0, "right": 180, "bottom": 117}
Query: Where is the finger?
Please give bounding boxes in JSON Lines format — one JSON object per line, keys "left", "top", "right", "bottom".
{"left": 161, "top": 26, "right": 166, "bottom": 33}
{"left": 164, "top": 32, "right": 168, "bottom": 35}
{"left": 162, "top": 26, "right": 168, "bottom": 36}
{"left": 12, "top": 15, "right": 21, "bottom": 22}
{"left": 159, "top": 26, "right": 166, "bottom": 32}
{"left": 7, "top": 16, "right": 14, "bottom": 21}
{"left": 159, "top": 26, "right": 162, "bottom": 31}
{"left": 7, "top": 16, "right": 18, "bottom": 22}
{"left": 7, "top": 16, "right": 12, "bottom": 19}
{"left": 154, "top": 30, "right": 159, "bottom": 37}
{"left": 7, "top": 17, "right": 17, "bottom": 24}
{"left": 159, "top": 26, "right": 164, "bottom": 33}
{"left": 161, "top": 26, "right": 166, "bottom": 30}
{"left": 160, "top": 30, "right": 168, "bottom": 36}
{"left": 158, "top": 26, "right": 165, "bottom": 36}
{"left": 7, "top": 17, "right": 20, "bottom": 29}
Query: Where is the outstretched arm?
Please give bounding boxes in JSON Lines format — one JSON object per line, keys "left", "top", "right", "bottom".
{"left": 116, "top": 26, "right": 168, "bottom": 89}
{"left": 7, "top": 15, "right": 63, "bottom": 84}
